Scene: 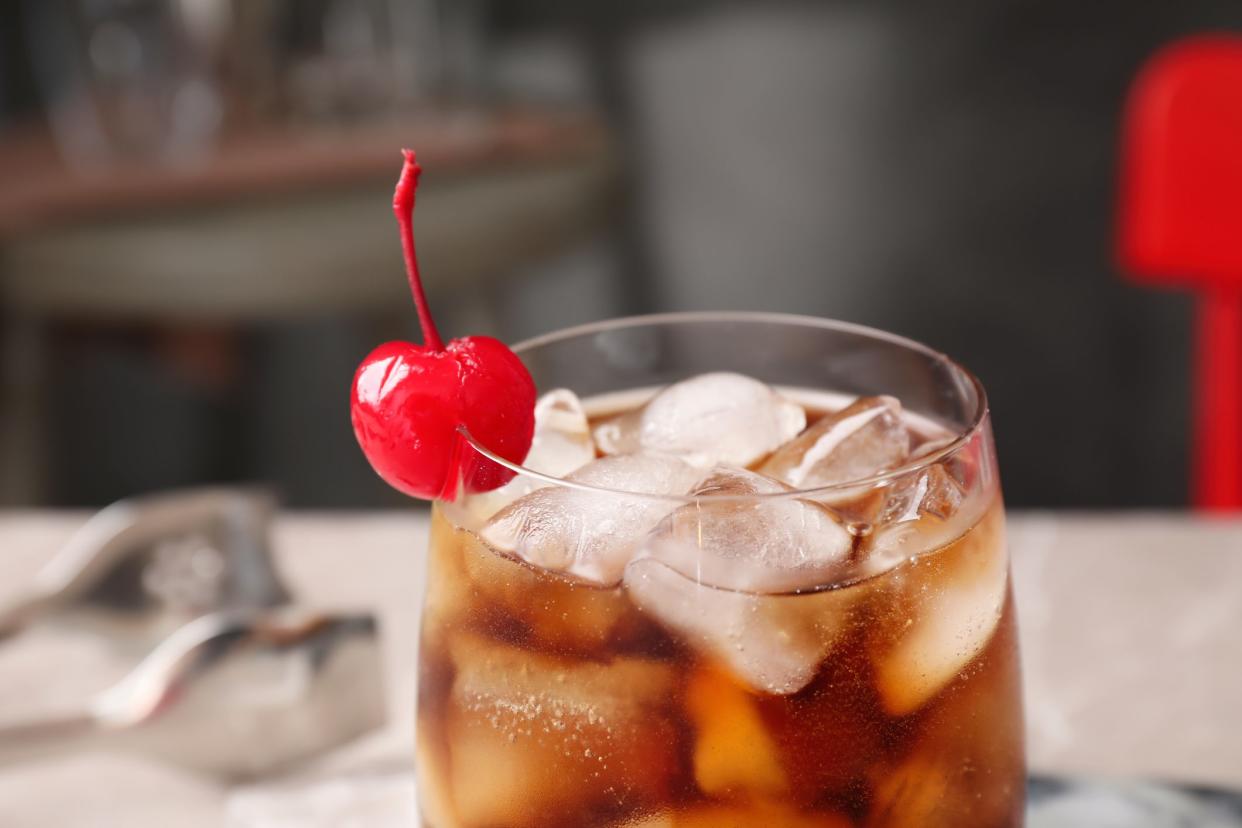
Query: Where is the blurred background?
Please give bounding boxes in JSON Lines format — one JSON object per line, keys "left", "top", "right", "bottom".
{"left": 1, "top": 0, "right": 1239, "bottom": 511}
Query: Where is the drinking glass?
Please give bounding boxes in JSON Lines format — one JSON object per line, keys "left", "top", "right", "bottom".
{"left": 417, "top": 312, "right": 1024, "bottom": 828}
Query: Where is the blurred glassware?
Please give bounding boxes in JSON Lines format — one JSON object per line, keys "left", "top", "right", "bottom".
{"left": 24, "top": 0, "right": 448, "bottom": 167}
{"left": 432, "top": 0, "right": 485, "bottom": 102}
{"left": 274, "top": 0, "right": 439, "bottom": 124}
{"left": 25, "top": 0, "right": 229, "bottom": 167}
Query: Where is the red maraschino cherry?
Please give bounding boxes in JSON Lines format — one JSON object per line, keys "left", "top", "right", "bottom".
{"left": 350, "top": 150, "right": 536, "bottom": 499}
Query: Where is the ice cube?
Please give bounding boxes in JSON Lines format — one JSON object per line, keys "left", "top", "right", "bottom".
{"left": 594, "top": 373, "right": 806, "bottom": 468}
{"left": 624, "top": 469, "right": 857, "bottom": 694}
{"left": 526, "top": 388, "right": 597, "bottom": 476}
{"left": 481, "top": 453, "right": 703, "bottom": 585}
{"left": 638, "top": 467, "right": 855, "bottom": 593}
{"left": 458, "top": 527, "right": 645, "bottom": 655}
{"left": 760, "top": 396, "right": 910, "bottom": 488}
{"left": 867, "top": 756, "right": 952, "bottom": 828}
{"left": 869, "top": 503, "right": 1009, "bottom": 715}
{"left": 879, "top": 464, "right": 964, "bottom": 525}
{"left": 865, "top": 464, "right": 967, "bottom": 573}
{"left": 444, "top": 632, "right": 683, "bottom": 828}
{"left": 465, "top": 389, "right": 597, "bottom": 521}
{"left": 867, "top": 756, "right": 1022, "bottom": 828}
{"left": 626, "top": 559, "right": 853, "bottom": 695}
{"left": 684, "top": 666, "right": 787, "bottom": 797}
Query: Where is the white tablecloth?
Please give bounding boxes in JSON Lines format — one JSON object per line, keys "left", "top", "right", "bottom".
{"left": 0, "top": 510, "right": 1239, "bottom": 825}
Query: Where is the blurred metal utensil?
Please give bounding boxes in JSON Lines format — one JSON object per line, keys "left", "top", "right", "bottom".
{"left": 0, "top": 488, "right": 289, "bottom": 649}
{"left": 0, "top": 609, "right": 386, "bottom": 779}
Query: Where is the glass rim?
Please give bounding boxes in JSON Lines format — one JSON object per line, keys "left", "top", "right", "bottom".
{"left": 459, "top": 311, "right": 989, "bottom": 502}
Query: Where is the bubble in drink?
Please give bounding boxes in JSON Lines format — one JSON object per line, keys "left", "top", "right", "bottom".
{"left": 761, "top": 395, "right": 910, "bottom": 488}
{"left": 628, "top": 803, "right": 852, "bottom": 827}
{"left": 593, "top": 372, "right": 806, "bottom": 468}
{"left": 442, "top": 632, "right": 683, "bottom": 828}
{"left": 481, "top": 453, "right": 702, "bottom": 585}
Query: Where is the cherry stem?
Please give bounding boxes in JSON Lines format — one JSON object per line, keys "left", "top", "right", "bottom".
{"left": 393, "top": 149, "right": 444, "bottom": 352}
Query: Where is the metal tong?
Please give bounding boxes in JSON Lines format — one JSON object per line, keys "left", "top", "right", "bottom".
{"left": 0, "top": 609, "right": 386, "bottom": 779}
{"left": 0, "top": 489, "right": 387, "bottom": 777}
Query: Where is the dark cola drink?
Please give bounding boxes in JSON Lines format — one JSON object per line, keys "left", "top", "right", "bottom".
{"left": 417, "top": 376, "right": 1024, "bottom": 828}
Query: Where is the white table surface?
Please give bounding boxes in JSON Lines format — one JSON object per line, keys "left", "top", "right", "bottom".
{"left": 0, "top": 509, "right": 1239, "bottom": 826}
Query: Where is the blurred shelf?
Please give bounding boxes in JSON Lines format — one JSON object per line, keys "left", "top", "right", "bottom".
{"left": 0, "top": 109, "right": 612, "bottom": 239}
{"left": 0, "top": 109, "right": 618, "bottom": 321}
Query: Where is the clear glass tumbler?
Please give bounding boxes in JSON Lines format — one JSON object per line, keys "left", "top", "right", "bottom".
{"left": 416, "top": 312, "right": 1024, "bottom": 828}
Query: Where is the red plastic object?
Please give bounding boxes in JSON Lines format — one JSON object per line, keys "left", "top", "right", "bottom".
{"left": 1118, "top": 35, "right": 1242, "bottom": 511}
